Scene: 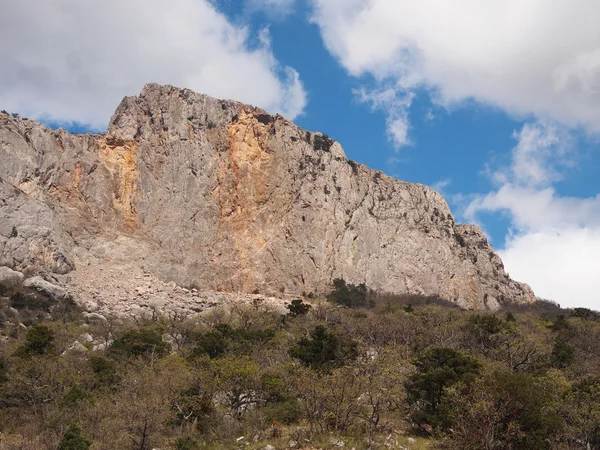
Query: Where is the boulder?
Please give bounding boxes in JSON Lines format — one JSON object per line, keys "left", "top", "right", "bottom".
{"left": 23, "top": 276, "right": 69, "bottom": 300}
{"left": 0, "top": 266, "right": 24, "bottom": 290}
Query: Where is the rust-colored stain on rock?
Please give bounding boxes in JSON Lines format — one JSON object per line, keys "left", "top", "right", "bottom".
{"left": 213, "top": 111, "right": 273, "bottom": 291}
{"left": 99, "top": 137, "right": 139, "bottom": 228}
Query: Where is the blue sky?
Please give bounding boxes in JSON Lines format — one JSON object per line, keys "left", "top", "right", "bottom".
{"left": 1, "top": 0, "right": 599, "bottom": 309}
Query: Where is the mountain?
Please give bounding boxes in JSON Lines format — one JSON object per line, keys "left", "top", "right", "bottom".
{"left": 0, "top": 84, "right": 534, "bottom": 310}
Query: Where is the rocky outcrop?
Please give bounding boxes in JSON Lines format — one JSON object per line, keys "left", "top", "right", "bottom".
{"left": 0, "top": 84, "right": 535, "bottom": 309}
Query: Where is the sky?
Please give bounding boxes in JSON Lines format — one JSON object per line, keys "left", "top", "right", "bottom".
{"left": 1, "top": 0, "right": 599, "bottom": 310}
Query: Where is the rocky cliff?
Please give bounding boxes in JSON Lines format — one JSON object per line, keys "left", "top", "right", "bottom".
{"left": 0, "top": 84, "right": 534, "bottom": 309}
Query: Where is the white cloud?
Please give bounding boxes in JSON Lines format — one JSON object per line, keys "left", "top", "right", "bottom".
{"left": 354, "top": 86, "right": 413, "bottom": 148}
{"left": 431, "top": 178, "right": 451, "bottom": 194}
{"left": 0, "top": 0, "right": 306, "bottom": 128}
{"left": 312, "top": 0, "right": 600, "bottom": 132}
{"left": 465, "top": 185, "right": 600, "bottom": 232}
{"left": 465, "top": 122, "right": 600, "bottom": 310}
{"left": 503, "top": 122, "right": 572, "bottom": 187}
{"left": 501, "top": 229, "right": 600, "bottom": 310}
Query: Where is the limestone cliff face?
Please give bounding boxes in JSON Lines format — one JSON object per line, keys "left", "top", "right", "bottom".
{"left": 0, "top": 84, "right": 535, "bottom": 309}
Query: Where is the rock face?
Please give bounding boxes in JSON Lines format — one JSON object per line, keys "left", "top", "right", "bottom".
{"left": 0, "top": 84, "right": 535, "bottom": 309}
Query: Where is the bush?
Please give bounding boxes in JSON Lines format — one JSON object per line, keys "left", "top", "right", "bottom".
{"left": 289, "top": 325, "right": 358, "bottom": 372}
{"left": 191, "top": 323, "right": 275, "bottom": 359}
{"left": 90, "top": 356, "right": 119, "bottom": 386}
{"left": 551, "top": 339, "right": 575, "bottom": 368}
{"left": 110, "top": 326, "right": 170, "bottom": 358}
{"left": 287, "top": 299, "right": 311, "bottom": 317}
{"left": 327, "top": 278, "right": 372, "bottom": 308}
{"left": 58, "top": 424, "right": 91, "bottom": 450}
{"left": 10, "top": 291, "right": 52, "bottom": 311}
{"left": 15, "top": 324, "right": 54, "bottom": 357}
{"left": 61, "top": 386, "right": 93, "bottom": 408}
{"left": 174, "top": 436, "right": 201, "bottom": 450}
{"left": 313, "top": 133, "right": 333, "bottom": 151}
{"left": 406, "top": 347, "right": 480, "bottom": 430}
{"left": 571, "top": 307, "right": 600, "bottom": 321}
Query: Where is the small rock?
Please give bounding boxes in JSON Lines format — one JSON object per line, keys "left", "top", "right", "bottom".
{"left": 262, "top": 446, "right": 275, "bottom": 450}
{"left": 330, "top": 438, "right": 345, "bottom": 447}
{"left": 407, "top": 437, "right": 417, "bottom": 445}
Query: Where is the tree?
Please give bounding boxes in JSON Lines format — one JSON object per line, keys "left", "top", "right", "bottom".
{"left": 551, "top": 339, "right": 575, "bottom": 369}
{"left": 563, "top": 377, "right": 600, "bottom": 449}
{"left": 406, "top": 347, "right": 480, "bottom": 431}
{"left": 287, "top": 299, "right": 312, "bottom": 317}
{"left": 289, "top": 325, "right": 358, "bottom": 372}
{"left": 211, "top": 355, "right": 259, "bottom": 419}
{"left": 444, "top": 370, "right": 566, "bottom": 449}
{"left": 110, "top": 325, "right": 170, "bottom": 358}
{"left": 58, "top": 424, "right": 92, "bottom": 450}
{"left": 327, "top": 278, "right": 372, "bottom": 308}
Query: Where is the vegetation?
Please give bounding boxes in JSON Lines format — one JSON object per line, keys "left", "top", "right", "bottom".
{"left": 327, "top": 278, "right": 372, "bottom": 308}
{"left": 0, "top": 281, "right": 599, "bottom": 449}
{"left": 312, "top": 133, "right": 333, "bottom": 152}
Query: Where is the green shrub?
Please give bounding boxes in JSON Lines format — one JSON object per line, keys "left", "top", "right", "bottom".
{"left": 571, "top": 307, "right": 600, "bottom": 321}
{"left": 58, "top": 424, "right": 91, "bottom": 450}
{"left": 10, "top": 291, "right": 52, "bottom": 311}
{"left": 174, "top": 436, "right": 201, "bottom": 450}
{"left": 110, "top": 326, "right": 170, "bottom": 358}
{"left": 289, "top": 325, "right": 358, "bottom": 372}
{"left": 406, "top": 347, "right": 480, "bottom": 430}
{"left": 191, "top": 323, "right": 275, "bottom": 359}
{"left": 327, "top": 278, "right": 372, "bottom": 308}
{"left": 262, "top": 398, "right": 304, "bottom": 424}
{"left": 551, "top": 339, "right": 575, "bottom": 368}
{"left": 15, "top": 324, "right": 54, "bottom": 357}
{"left": 90, "top": 356, "right": 119, "bottom": 386}
{"left": 287, "top": 299, "right": 311, "bottom": 317}
{"left": 191, "top": 330, "right": 228, "bottom": 359}
{"left": 61, "top": 386, "right": 93, "bottom": 408}
{"left": 313, "top": 133, "right": 333, "bottom": 151}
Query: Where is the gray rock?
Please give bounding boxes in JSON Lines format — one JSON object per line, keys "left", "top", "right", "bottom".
{"left": 82, "top": 312, "right": 108, "bottom": 322}
{"left": 23, "top": 276, "right": 69, "bottom": 300}
{"left": 0, "top": 85, "right": 535, "bottom": 309}
{"left": 79, "top": 333, "right": 94, "bottom": 343}
{"left": 0, "top": 266, "right": 24, "bottom": 289}
{"left": 65, "top": 341, "right": 88, "bottom": 353}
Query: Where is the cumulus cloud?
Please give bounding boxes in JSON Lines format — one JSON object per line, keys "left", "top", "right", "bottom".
{"left": 0, "top": 0, "right": 306, "bottom": 129}
{"left": 501, "top": 228, "right": 600, "bottom": 310}
{"left": 466, "top": 123, "right": 600, "bottom": 309}
{"left": 312, "top": 0, "right": 600, "bottom": 131}
{"left": 354, "top": 86, "right": 413, "bottom": 148}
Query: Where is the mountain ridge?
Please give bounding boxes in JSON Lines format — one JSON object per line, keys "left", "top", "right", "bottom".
{"left": 0, "top": 83, "right": 535, "bottom": 310}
